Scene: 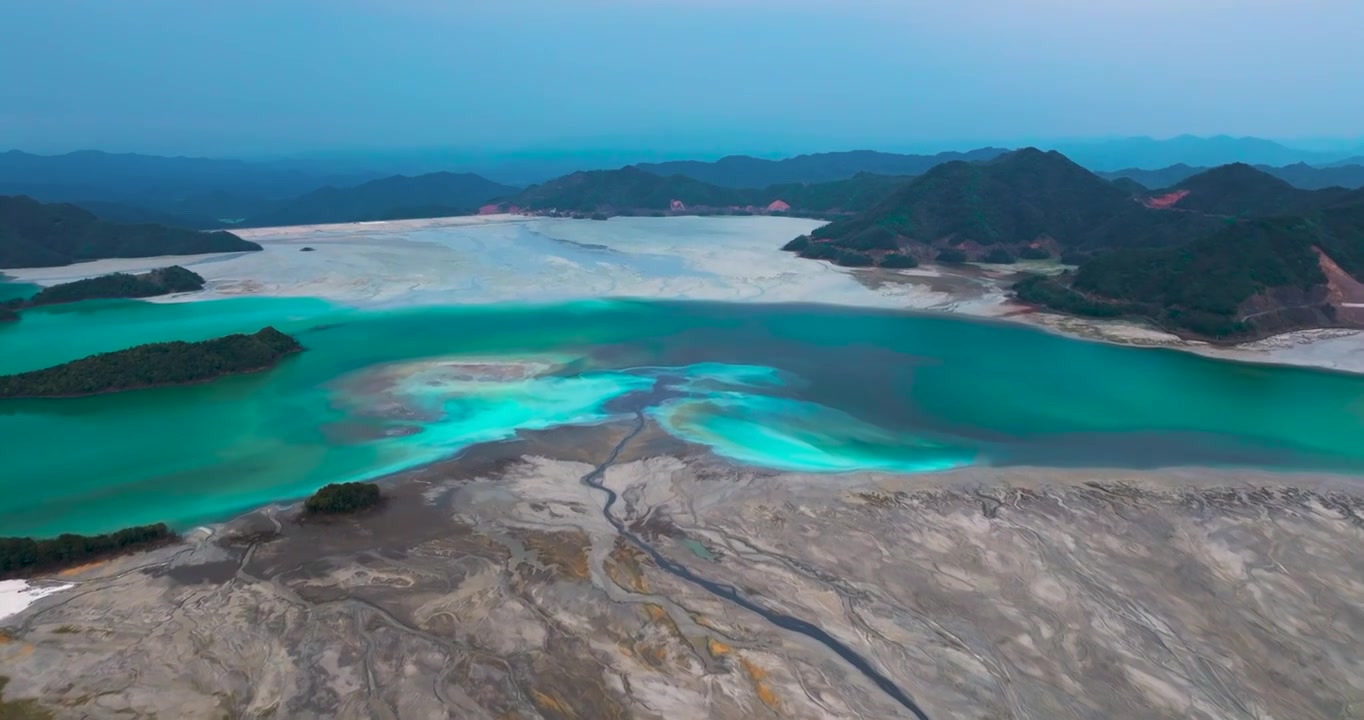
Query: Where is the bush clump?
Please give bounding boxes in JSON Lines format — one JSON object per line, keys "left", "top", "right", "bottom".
{"left": 878, "top": 253, "right": 919, "bottom": 269}
{"left": 981, "top": 248, "right": 1017, "bottom": 264}
{"left": 833, "top": 250, "right": 874, "bottom": 267}
{"left": 305, "top": 482, "right": 382, "bottom": 515}
{"left": 837, "top": 226, "right": 899, "bottom": 251}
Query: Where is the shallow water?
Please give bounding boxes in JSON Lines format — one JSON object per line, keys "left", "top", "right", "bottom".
{"left": 0, "top": 276, "right": 38, "bottom": 303}
{"left": 3, "top": 297, "right": 1364, "bottom": 537}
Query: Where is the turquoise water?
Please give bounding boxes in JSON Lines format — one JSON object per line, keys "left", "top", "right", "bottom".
{"left": 0, "top": 276, "right": 39, "bottom": 303}
{"left": 3, "top": 297, "right": 1364, "bottom": 537}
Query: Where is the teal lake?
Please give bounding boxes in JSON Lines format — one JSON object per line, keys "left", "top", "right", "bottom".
{"left": 3, "top": 297, "right": 1364, "bottom": 538}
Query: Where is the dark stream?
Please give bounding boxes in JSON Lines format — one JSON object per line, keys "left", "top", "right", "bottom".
{"left": 581, "top": 408, "right": 932, "bottom": 719}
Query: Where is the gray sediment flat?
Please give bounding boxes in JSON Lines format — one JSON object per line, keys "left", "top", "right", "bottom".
{"left": 3, "top": 422, "right": 1364, "bottom": 719}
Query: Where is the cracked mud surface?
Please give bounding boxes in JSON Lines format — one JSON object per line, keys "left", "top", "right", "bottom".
{"left": 4, "top": 423, "right": 1364, "bottom": 719}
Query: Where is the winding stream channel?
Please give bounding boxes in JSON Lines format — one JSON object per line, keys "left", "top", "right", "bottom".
{"left": 580, "top": 405, "right": 933, "bottom": 720}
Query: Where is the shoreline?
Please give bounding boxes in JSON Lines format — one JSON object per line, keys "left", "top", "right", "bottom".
{"left": 994, "top": 303, "right": 1364, "bottom": 374}
{"left": 8, "top": 415, "right": 1364, "bottom": 578}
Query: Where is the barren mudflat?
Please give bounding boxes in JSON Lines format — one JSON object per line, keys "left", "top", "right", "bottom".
{"left": 4, "top": 424, "right": 1363, "bottom": 719}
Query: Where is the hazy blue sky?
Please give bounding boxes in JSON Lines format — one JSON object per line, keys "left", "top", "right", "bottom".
{"left": 2, "top": 0, "right": 1361, "bottom": 156}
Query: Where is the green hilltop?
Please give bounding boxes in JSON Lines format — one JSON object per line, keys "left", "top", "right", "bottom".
{"left": 0, "top": 195, "right": 260, "bottom": 268}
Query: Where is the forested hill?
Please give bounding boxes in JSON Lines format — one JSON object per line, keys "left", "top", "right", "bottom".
{"left": 788, "top": 148, "right": 1223, "bottom": 267}
{"left": 244, "top": 172, "right": 519, "bottom": 227}
{"left": 0, "top": 327, "right": 303, "bottom": 398}
{"left": 511, "top": 167, "right": 740, "bottom": 213}
{"left": 505, "top": 166, "right": 909, "bottom": 216}
{"left": 1015, "top": 192, "right": 1364, "bottom": 340}
{"left": 0, "top": 195, "right": 260, "bottom": 268}
{"left": 1150, "top": 164, "right": 1353, "bottom": 217}
{"left": 636, "top": 148, "right": 1008, "bottom": 188}
{"left": 23, "top": 266, "right": 206, "bottom": 307}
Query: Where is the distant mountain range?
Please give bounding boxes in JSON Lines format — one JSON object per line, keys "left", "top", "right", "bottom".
{"left": 499, "top": 166, "right": 909, "bottom": 218}
{"left": 264, "top": 136, "right": 1364, "bottom": 181}
{"left": 783, "top": 148, "right": 1364, "bottom": 340}
{"left": 636, "top": 149, "right": 1008, "bottom": 188}
{"left": 1100, "top": 163, "right": 1364, "bottom": 192}
{"left": 0, "top": 150, "right": 379, "bottom": 225}
{"left": 1044, "top": 135, "right": 1359, "bottom": 171}
{"left": 5, "top": 139, "right": 1364, "bottom": 231}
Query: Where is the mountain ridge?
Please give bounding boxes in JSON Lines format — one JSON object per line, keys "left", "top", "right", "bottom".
{"left": 636, "top": 148, "right": 1008, "bottom": 188}
{"left": 503, "top": 166, "right": 908, "bottom": 217}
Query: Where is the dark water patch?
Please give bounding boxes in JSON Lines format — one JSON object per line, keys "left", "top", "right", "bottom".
{"left": 161, "top": 560, "right": 240, "bottom": 585}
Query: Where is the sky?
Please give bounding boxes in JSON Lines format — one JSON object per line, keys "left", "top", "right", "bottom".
{"left": 1, "top": 0, "right": 1362, "bottom": 157}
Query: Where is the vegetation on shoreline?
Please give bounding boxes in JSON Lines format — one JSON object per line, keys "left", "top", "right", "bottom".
{"left": 0, "top": 675, "right": 54, "bottom": 719}
{"left": 304, "top": 482, "right": 382, "bottom": 515}
{"left": 878, "top": 253, "right": 918, "bottom": 268}
{"left": 25, "top": 266, "right": 205, "bottom": 306}
{"left": 0, "top": 523, "right": 173, "bottom": 579}
{"left": 0, "top": 327, "right": 302, "bottom": 398}
{"left": 1, "top": 195, "right": 260, "bottom": 268}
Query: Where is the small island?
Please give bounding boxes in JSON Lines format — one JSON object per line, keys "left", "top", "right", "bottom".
{"left": 304, "top": 482, "right": 382, "bottom": 515}
{"left": 0, "top": 326, "right": 303, "bottom": 398}
{"left": 26, "top": 266, "right": 206, "bottom": 307}
{"left": 0, "top": 523, "right": 174, "bottom": 579}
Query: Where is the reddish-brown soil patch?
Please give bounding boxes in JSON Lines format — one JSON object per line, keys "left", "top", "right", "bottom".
{"left": 1317, "top": 248, "right": 1364, "bottom": 324}
{"left": 1142, "top": 189, "right": 1190, "bottom": 209}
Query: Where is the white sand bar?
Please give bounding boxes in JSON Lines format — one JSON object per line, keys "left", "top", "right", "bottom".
{"left": 0, "top": 579, "right": 73, "bottom": 621}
